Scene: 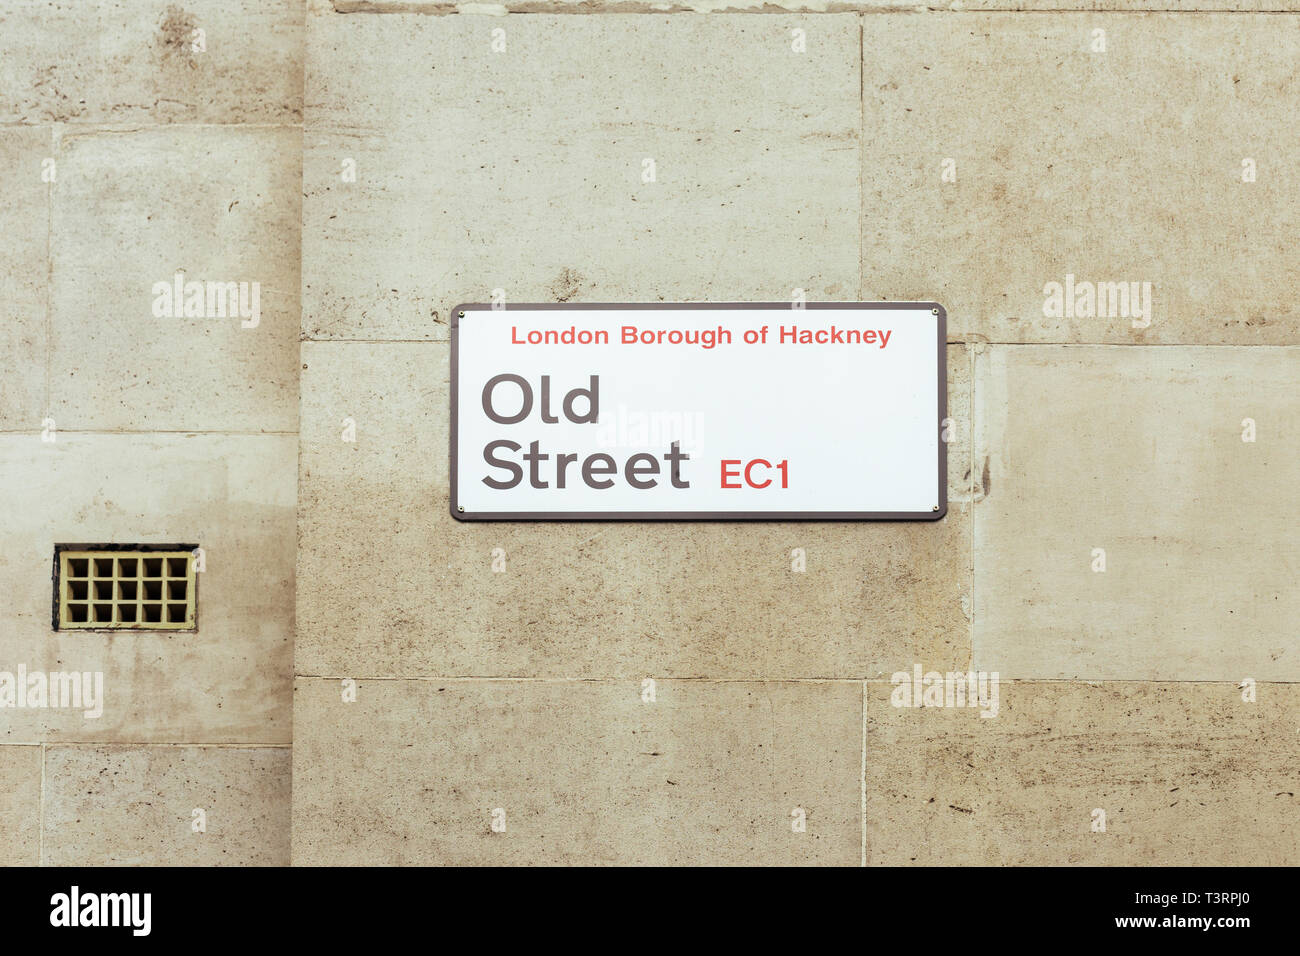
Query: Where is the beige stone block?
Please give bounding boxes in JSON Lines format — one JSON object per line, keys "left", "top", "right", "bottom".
{"left": 324, "top": 1, "right": 1300, "bottom": 12}
{"left": 974, "top": 345, "right": 1299, "bottom": 680}
{"left": 0, "top": 127, "right": 51, "bottom": 430}
{"left": 863, "top": 13, "right": 1300, "bottom": 344}
{"left": 292, "top": 677, "right": 859, "bottom": 865}
{"left": 42, "top": 745, "right": 290, "bottom": 865}
{"left": 0, "top": 0, "right": 302, "bottom": 125}
{"left": 297, "top": 341, "right": 970, "bottom": 679}
{"left": 0, "top": 433, "right": 294, "bottom": 743}
{"left": 955, "top": 0, "right": 1299, "bottom": 8}
{"left": 49, "top": 127, "right": 301, "bottom": 432}
{"left": 0, "top": 746, "right": 42, "bottom": 866}
{"left": 303, "top": 13, "right": 860, "bottom": 340}
{"left": 866, "top": 680, "right": 1299, "bottom": 865}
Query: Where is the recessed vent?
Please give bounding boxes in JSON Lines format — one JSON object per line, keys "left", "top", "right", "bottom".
{"left": 54, "top": 545, "right": 197, "bottom": 631}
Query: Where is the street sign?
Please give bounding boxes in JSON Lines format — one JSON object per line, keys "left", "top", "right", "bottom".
{"left": 451, "top": 302, "right": 946, "bottom": 520}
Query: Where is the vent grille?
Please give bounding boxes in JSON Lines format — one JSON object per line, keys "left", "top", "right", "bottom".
{"left": 55, "top": 547, "right": 196, "bottom": 631}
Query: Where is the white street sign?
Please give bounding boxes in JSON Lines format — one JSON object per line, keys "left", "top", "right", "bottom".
{"left": 451, "top": 303, "right": 946, "bottom": 520}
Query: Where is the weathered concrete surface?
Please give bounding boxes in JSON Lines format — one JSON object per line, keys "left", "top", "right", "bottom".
{"left": 49, "top": 127, "right": 301, "bottom": 432}
{"left": 292, "top": 677, "right": 860, "bottom": 865}
{"left": 0, "top": 747, "right": 42, "bottom": 866}
{"left": 296, "top": 341, "right": 972, "bottom": 679}
{"left": 42, "top": 746, "right": 291, "bottom": 865}
{"left": 1, "top": 0, "right": 302, "bottom": 868}
{"left": 319, "top": 1, "right": 1300, "bottom": 13}
{"left": 0, "top": 127, "right": 51, "bottom": 430}
{"left": 303, "top": 13, "right": 860, "bottom": 340}
{"left": 866, "top": 680, "right": 1300, "bottom": 865}
{"left": 974, "top": 345, "right": 1300, "bottom": 681}
{"left": 0, "top": 0, "right": 303, "bottom": 125}
{"left": 862, "top": 13, "right": 1300, "bottom": 344}
{"left": 0, "top": 434, "right": 295, "bottom": 743}
{"left": 3, "top": 0, "right": 1296, "bottom": 868}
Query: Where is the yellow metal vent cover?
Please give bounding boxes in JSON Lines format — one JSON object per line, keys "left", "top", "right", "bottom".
{"left": 54, "top": 545, "right": 197, "bottom": 631}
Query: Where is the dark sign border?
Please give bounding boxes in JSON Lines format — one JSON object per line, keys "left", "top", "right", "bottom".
{"left": 450, "top": 302, "right": 947, "bottom": 522}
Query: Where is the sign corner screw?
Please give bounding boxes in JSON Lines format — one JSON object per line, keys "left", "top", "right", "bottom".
{"left": 931, "top": 307, "right": 939, "bottom": 315}
{"left": 932, "top": 505, "right": 940, "bottom": 511}
{"left": 457, "top": 505, "right": 465, "bottom": 512}
{"left": 458, "top": 310, "right": 465, "bottom": 318}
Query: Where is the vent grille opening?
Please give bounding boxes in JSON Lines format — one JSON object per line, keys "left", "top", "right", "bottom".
{"left": 55, "top": 546, "right": 197, "bottom": 631}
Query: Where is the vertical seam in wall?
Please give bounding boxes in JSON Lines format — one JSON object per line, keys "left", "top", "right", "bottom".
{"left": 291, "top": 96, "right": 307, "bottom": 864}
{"left": 38, "top": 744, "right": 46, "bottom": 866}
{"left": 859, "top": 679, "right": 867, "bottom": 867}
{"left": 291, "top": 130, "right": 306, "bottom": 873}
{"left": 857, "top": 14, "right": 865, "bottom": 302}
{"left": 44, "top": 126, "right": 55, "bottom": 420}
{"left": 967, "top": 345, "right": 976, "bottom": 671}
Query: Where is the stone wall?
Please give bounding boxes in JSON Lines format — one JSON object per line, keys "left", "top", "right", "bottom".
{"left": 0, "top": 0, "right": 301, "bottom": 865}
{"left": 1, "top": 0, "right": 1295, "bottom": 866}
